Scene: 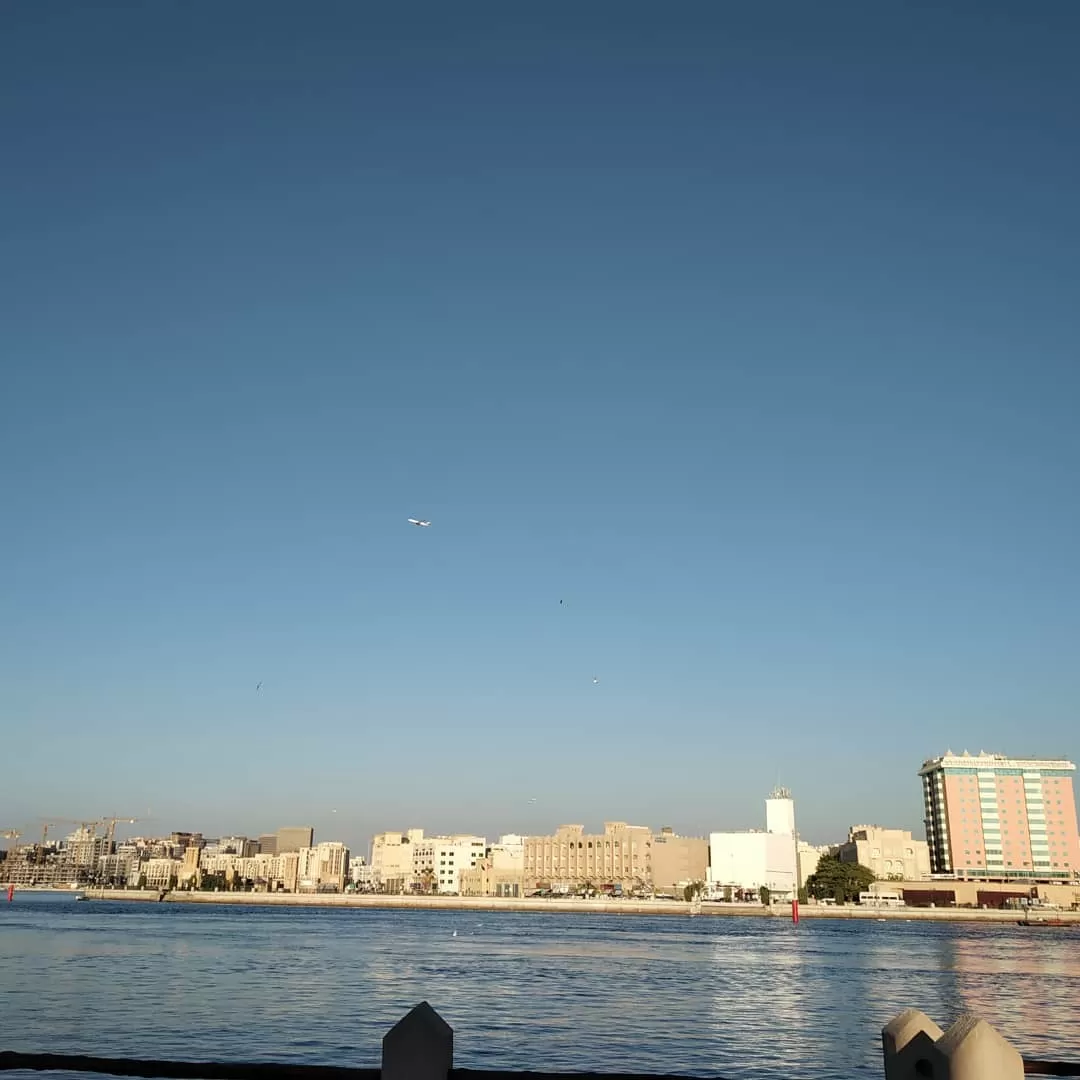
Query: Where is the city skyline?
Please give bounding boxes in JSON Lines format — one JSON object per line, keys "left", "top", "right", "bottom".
{"left": 6, "top": 751, "right": 1080, "bottom": 858}
{"left": 4, "top": 4, "right": 1079, "bottom": 838}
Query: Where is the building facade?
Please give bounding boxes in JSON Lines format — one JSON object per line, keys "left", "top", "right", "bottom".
{"left": 370, "top": 829, "right": 425, "bottom": 892}
{"left": 650, "top": 828, "right": 707, "bottom": 896}
{"left": 434, "top": 836, "right": 487, "bottom": 893}
{"left": 523, "top": 822, "right": 652, "bottom": 893}
{"left": 706, "top": 790, "right": 798, "bottom": 901}
{"left": 298, "top": 841, "right": 349, "bottom": 892}
{"left": 920, "top": 752, "right": 1080, "bottom": 882}
{"left": 276, "top": 826, "right": 315, "bottom": 854}
{"left": 796, "top": 842, "right": 830, "bottom": 889}
{"left": 459, "top": 859, "right": 523, "bottom": 898}
{"left": 836, "top": 826, "right": 931, "bottom": 881}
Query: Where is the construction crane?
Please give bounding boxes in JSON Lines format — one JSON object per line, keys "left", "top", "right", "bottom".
{"left": 98, "top": 816, "right": 138, "bottom": 854}
{"left": 38, "top": 822, "right": 56, "bottom": 864}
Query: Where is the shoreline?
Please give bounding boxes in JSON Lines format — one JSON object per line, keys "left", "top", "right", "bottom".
{"left": 80, "top": 890, "right": 1080, "bottom": 924}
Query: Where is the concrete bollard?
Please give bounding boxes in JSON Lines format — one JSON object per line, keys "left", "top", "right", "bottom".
{"left": 382, "top": 1002, "right": 454, "bottom": 1080}
{"left": 883, "top": 1009, "right": 1024, "bottom": 1080}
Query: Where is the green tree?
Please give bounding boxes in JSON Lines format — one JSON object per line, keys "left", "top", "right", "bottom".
{"left": 805, "top": 854, "right": 876, "bottom": 903}
{"left": 682, "top": 881, "right": 704, "bottom": 902}
{"left": 759, "top": 885, "right": 771, "bottom": 906}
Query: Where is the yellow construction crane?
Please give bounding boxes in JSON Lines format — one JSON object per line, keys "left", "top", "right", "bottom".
{"left": 98, "top": 816, "right": 138, "bottom": 853}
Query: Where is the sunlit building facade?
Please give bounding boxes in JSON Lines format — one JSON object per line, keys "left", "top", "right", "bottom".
{"left": 920, "top": 752, "right": 1080, "bottom": 881}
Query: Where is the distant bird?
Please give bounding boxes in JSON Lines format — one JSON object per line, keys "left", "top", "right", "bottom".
{"left": 593, "top": 677, "right": 599, "bottom": 684}
{"left": 529, "top": 797, "right": 537, "bottom": 804}
{"left": 407, "top": 518, "right": 431, "bottom": 527}
{"left": 256, "top": 682, "right": 262, "bottom": 692}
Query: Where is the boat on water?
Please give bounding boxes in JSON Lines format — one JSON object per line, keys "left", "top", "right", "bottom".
{"left": 1018, "top": 917, "right": 1072, "bottom": 927}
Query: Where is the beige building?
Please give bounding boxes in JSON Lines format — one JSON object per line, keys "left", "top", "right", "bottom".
{"left": 650, "top": 828, "right": 707, "bottom": 896}
{"left": 298, "top": 841, "right": 350, "bottom": 892}
{"left": 370, "top": 828, "right": 425, "bottom": 892}
{"left": 276, "top": 826, "right": 315, "bottom": 854}
{"left": 179, "top": 845, "right": 201, "bottom": 885}
{"left": 459, "top": 858, "right": 524, "bottom": 898}
{"left": 139, "top": 858, "right": 181, "bottom": 889}
{"left": 837, "top": 825, "right": 931, "bottom": 881}
{"left": 523, "top": 822, "right": 652, "bottom": 893}
{"left": 797, "top": 841, "right": 832, "bottom": 889}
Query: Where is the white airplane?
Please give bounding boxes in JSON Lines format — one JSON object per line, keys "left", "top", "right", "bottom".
{"left": 407, "top": 518, "right": 431, "bottom": 527}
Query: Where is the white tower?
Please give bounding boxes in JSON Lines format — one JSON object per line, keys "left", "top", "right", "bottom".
{"left": 766, "top": 786, "right": 796, "bottom": 835}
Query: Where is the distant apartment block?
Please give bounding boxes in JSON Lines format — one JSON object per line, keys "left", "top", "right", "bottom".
{"left": 523, "top": 822, "right": 652, "bottom": 893}
{"left": 298, "top": 841, "right": 350, "bottom": 892}
{"left": 257, "top": 834, "right": 278, "bottom": 855}
{"left": 836, "top": 826, "right": 931, "bottom": 881}
{"left": 370, "top": 829, "right": 425, "bottom": 892}
{"left": 920, "top": 752, "right": 1080, "bottom": 881}
{"left": 276, "top": 826, "right": 315, "bottom": 854}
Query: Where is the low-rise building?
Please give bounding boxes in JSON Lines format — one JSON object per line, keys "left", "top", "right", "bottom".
{"left": 435, "top": 836, "right": 486, "bottom": 894}
{"left": 651, "top": 828, "right": 707, "bottom": 896}
{"left": 836, "top": 825, "right": 931, "bottom": 881}
{"left": 797, "top": 841, "right": 832, "bottom": 889}
{"left": 707, "top": 790, "right": 798, "bottom": 902}
{"left": 349, "top": 856, "right": 374, "bottom": 891}
{"left": 523, "top": 822, "right": 652, "bottom": 893}
{"left": 459, "top": 858, "right": 523, "bottom": 898}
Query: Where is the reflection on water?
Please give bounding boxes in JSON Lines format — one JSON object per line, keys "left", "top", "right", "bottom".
{"left": 1, "top": 897, "right": 1078, "bottom": 1079}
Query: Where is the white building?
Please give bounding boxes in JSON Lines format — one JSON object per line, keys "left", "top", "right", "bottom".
{"left": 435, "top": 835, "right": 487, "bottom": 893}
{"left": 707, "top": 789, "right": 798, "bottom": 901}
{"left": 349, "top": 856, "right": 374, "bottom": 891}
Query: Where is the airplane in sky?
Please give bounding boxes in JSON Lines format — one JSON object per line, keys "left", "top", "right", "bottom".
{"left": 407, "top": 518, "right": 431, "bottom": 527}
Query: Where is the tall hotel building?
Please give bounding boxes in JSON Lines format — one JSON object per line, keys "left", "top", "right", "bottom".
{"left": 919, "top": 752, "right": 1080, "bottom": 881}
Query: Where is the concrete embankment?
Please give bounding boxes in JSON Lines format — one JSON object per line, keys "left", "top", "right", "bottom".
{"left": 85, "top": 890, "right": 1080, "bottom": 924}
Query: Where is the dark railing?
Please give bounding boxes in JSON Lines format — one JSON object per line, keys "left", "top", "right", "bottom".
{"left": 1, "top": 1004, "right": 1078, "bottom": 1080}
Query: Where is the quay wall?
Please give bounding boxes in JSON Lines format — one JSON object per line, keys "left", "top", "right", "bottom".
{"left": 84, "top": 890, "right": 1080, "bottom": 923}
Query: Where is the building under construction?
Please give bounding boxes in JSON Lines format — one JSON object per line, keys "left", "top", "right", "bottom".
{"left": 0, "top": 820, "right": 132, "bottom": 887}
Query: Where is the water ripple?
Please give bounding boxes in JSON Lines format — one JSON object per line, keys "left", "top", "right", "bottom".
{"left": 1, "top": 897, "right": 1078, "bottom": 1078}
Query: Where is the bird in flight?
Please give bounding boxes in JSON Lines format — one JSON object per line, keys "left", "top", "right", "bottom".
{"left": 408, "top": 518, "right": 431, "bottom": 527}
{"left": 593, "top": 677, "right": 599, "bottom": 684}
{"left": 256, "top": 682, "right": 262, "bottom": 692}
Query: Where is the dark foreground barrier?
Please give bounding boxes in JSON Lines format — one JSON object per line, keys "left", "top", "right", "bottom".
{"left": 1, "top": 1003, "right": 1078, "bottom": 1080}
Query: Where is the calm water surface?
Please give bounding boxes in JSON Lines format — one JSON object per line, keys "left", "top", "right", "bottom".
{"left": 1, "top": 895, "right": 1078, "bottom": 1079}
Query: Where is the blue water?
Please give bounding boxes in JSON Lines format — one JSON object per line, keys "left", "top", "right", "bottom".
{"left": 1, "top": 895, "right": 1078, "bottom": 1079}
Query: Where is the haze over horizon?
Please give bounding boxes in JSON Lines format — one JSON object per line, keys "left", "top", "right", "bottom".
{"left": 3, "top": 2, "right": 1078, "bottom": 851}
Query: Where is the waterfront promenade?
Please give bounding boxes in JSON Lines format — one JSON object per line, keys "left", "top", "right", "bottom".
{"left": 86, "top": 888, "right": 1080, "bottom": 923}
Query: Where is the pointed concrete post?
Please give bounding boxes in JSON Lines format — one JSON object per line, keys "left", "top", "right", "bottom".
{"left": 882, "top": 1010, "right": 1023, "bottom": 1080}
{"left": 382, "top": 1002, "right": 453, "bottom": 1080}
{"left": 883, "top": 1010, "right": 945, "bottom": 1080}
{"left": 936, "top": 1015, "right": 1023, "bottom": 1079}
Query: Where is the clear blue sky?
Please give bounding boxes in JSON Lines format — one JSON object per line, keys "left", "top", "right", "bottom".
{"left": 2, "top": 2, "right": 1078, "bottom": 852}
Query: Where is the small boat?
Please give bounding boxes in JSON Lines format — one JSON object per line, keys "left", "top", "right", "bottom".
{"left": 1018, "top": 917, "right": 1070, "bottom": 927}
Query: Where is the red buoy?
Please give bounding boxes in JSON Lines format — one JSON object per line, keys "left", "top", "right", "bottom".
{"left": 792, "top": 898, "right": 799, "bottom": 925}
{"left": 6, "top": 884, "right": 13, "bottom": 903}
